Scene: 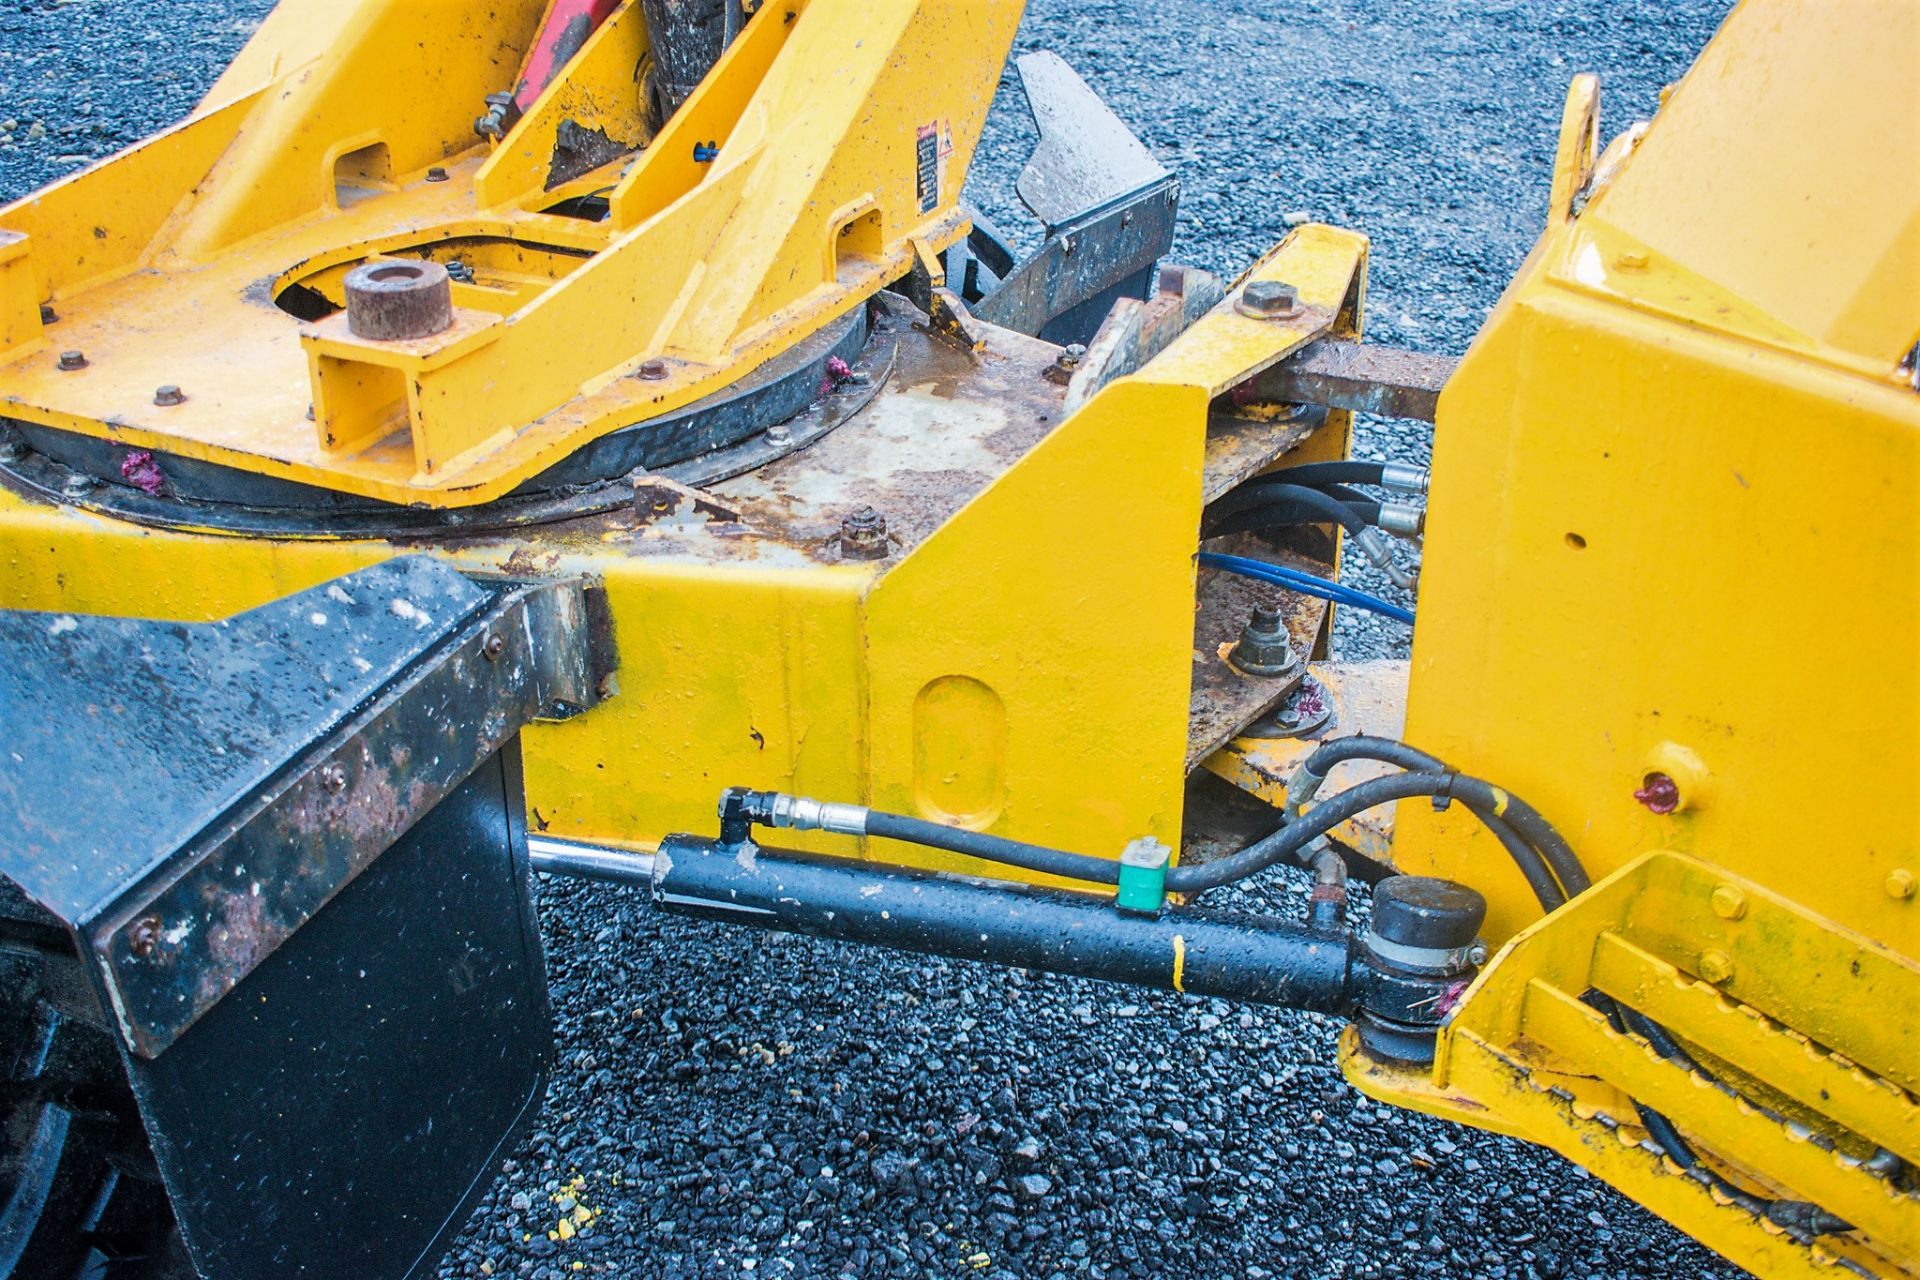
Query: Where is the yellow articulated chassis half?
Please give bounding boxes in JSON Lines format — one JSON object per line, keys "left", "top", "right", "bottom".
{"left": 0, "top": 0, "right": 1915, "bottom": 1278}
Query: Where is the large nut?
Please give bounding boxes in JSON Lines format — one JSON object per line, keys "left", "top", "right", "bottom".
{"left": 1238, "top": 279, "right": 1302, "bottom": 319}
{"left": 839, "top": 506, "right": 890, "bottom": 561}
{"left": 343, "top": 259, "right": 454, "bottom": 342}
{"left": 1228, "top": 603, "right": 1297, "bottom": 677}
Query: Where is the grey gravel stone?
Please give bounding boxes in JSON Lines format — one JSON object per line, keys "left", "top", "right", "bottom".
{"left": 1015, "top": 1173, "right": 1054, "bottom": 1200}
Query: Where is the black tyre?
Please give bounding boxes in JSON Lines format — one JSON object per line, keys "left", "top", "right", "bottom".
{"left": 0, "top": 885, "right": 187, "bottom": 1280}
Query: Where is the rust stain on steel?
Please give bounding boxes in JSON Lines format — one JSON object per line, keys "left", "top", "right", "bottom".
{"left": 431, "top": 301, "right": 1066, "bottom": 573}
{"left": 700, "top": 302, "right": 1068, "bottom": 561}
{"left": 92, "top": 587, "right": 575, "bottom": 1058}
{"left": 1186, "top": 542, "right": 1331, "bottom": 771}
{"left": 1256, "top": 339, "right": 1456, "bottom": 423}
{"left": 1201, "top": 403, "right": 1327, "bottom": 504}
{"left": 1204, "top": 659, "right": 1411, "bottom": 866}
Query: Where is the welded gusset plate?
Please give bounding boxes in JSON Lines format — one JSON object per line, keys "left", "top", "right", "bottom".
{"left": 1013, "top": 51, "right": 1169, "bottom": 232}
{"left": 1067, "top": 264, "right": 1232, "bottom": 417}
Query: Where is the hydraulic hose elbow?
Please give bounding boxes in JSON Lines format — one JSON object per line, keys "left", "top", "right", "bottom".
{"left": 1353, "top": 526, "right": 1418, "bottom": 592}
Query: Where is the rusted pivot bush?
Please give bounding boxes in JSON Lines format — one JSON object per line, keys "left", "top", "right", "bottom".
{"left": 344, "top": 259, "right": 454, "bottom": 342}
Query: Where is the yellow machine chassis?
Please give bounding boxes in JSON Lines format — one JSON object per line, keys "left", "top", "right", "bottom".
{"left": 1, "top": 0, "right": 1916, "bottom": 1276}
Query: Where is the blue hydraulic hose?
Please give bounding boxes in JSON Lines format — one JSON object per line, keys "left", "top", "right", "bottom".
{"left": 1198, "top": 552, "right": 1416, "bottom": 625}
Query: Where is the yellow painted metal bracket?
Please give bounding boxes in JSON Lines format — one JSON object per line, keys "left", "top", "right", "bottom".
{"left": 1347, "top": 850, "right": 1920, "bottom": 1279}
{"left": 1201, "top": 659, "right": 1408, "bottom": 868}
{"left": 0, "top": 0, "right": 1021, "bottom": 506}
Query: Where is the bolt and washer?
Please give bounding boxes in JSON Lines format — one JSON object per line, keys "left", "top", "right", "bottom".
{"left": 1228, "top": 603, "right": 1298, "bottom": 677}
{"left": 128, "top": 915, "right": 163, "bottom": 959}
{"left": 61, "top": 473, "right": 97, "bottom": 499}
{"left": 839, "top": 506, "right": 890, "bottom": 560}
{"left": 57, "top": 350, "right": 88, "bottom": 371}
{"left": 153, "top": 385, "right": 186, "bottom": 407}
{"left": 1237, "top": 279, "right": 1303, "bottom": 320}
{"left": 38, "top": 303, "right": 56, "bottom": 325}
{"left": 320, "top": 763, "right": 349, "bottom": 794}
{"left": 766, "top": 423, "right": 793, "bottom": 446}
{"left": 638, "top": 359, "right": 669, "bottom": 381}
{"left": 482, "top": 633, "right": 507, "bottom": 662}
{"left": 425, "top": 166, "right": 450, "bottom": 183}
{"left": 1043, "top": 343, "right": 1086, "bottom": 386}
{"left": 474, "top": 91, "right": 518, "bottom": 140}
{"left": 1697, "top": 949, "right": 1735, "bottom": 984}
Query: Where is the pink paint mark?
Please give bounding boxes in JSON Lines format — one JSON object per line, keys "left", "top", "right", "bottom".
{"left": 1634, "top": 772, "right": 1680, "bottom": 815}
{"left": 514, "top": 0, "right": 623, "bottom": 111}
{"left": 119, "top": 450, "right": 164, "bottom": 495}
{"left": 826, "top": 356, "right": 852, "bottom": 383}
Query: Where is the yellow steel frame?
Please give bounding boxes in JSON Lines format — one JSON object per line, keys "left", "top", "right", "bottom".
{"left": 5, "top": 0, "right": 1917, "bottom": 1273}
{"left": 0, "top": 0, "right": 1019, "bottom": 505}
{"left": 0, "top": 231, "right": 1361, "bottom": 879}
{"left": 1341, "top": 2, "right": 1920, "bottom": 1273}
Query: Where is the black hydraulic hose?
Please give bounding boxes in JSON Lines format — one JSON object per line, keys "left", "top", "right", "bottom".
{"left": 1319, "top": 481, "right": 1378, "bottom": 507}
{"left": 1168, "top": 771, "right": 1494, "bottom": 894}
{"left": 1207, "top": 481, "right": 1368, "bottom": 536}
{"left": 1594, "top": 998, "right": 1855, "bottom": 1237}
{"left": 1301, "top": 737, "right": 1590, "bottom": 898}
{"left": 1210, "top": 496, "right": 1382, "bottom": 539}
{"left": 1256, "top": 461, "right": 1387, "bottom": 488}
{"left": 863, "top": 810, "right": 1122, "bottom": 886}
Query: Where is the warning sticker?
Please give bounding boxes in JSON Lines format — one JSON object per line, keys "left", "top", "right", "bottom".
{"left": 915, "top": 122, "right": 940, "bottom": 214}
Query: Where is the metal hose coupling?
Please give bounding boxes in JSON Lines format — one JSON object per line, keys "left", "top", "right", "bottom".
{"left": 1379, "top": 461, "right": 1429, "bottom": 495}
{"left": 764, "top": 792, "right": 870, "bottom": 836}
{"left": 717, "top": 787, "right": 869, "bottom": 844}
{"left": 1377, "top": 501, "right": 1426, "bottom": 540}
{"left": 1353, "top": 526, "right": 1419, "bottom": 592}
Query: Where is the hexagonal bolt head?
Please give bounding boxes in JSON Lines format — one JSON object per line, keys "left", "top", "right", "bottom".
{"left": 1238, "top": 279, "right": 1302, "bottom": 320}
{"left": 38, "top": 303, "right": 57, "bottom": 325}
{"left": 127, "top": 915, "right": 163, "bottom": 959}
{"left": 839, "top": 506, "right": 890, "bottom": 560}
{"left": 1228, "top": 603, "right": 1298, "bottom": 677}
{"left": 56, "top": 350, "right": 88, "bottom": 372}
{"left": 1042, "top": 343, "right": 1087, "bottom": 386}
{"left": 425, "top": 166, "right": 450, "bottom": 183}
{"left": 637, "top": 358, "right": 670, "bottom": 381}
{"left": 343, "top": 259, "right": 454, "bottom": 342}
{"left": 153, "top": 385, "right": 186, "bottom": 408}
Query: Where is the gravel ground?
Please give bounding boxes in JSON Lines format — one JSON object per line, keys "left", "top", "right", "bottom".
{"left": 3, "top": 2, "right": 1739, "bottom": 1277}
